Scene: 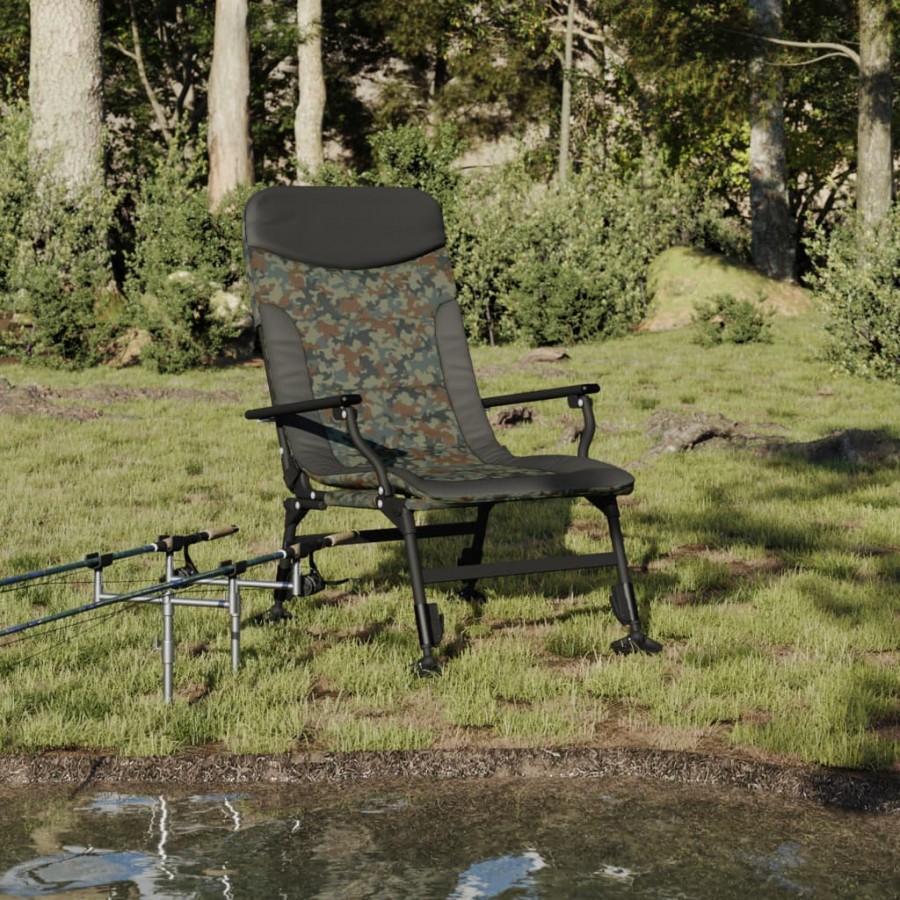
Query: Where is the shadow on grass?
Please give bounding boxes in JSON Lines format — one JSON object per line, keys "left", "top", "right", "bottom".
{"left": 357, "top": 497, "right": 665, "bottom": 654}
{"left": 245, "top": 428, "right": 897, "bottom": 668}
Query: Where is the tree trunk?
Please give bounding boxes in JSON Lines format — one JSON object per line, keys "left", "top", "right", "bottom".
{"left": 857, "top": 0, "right": 893, "bottom": 228}
{"left": 207, "top": 0, "right": 254, "bottom": 212}
{"left": 29, "top": 0, "right": 104, "bottom": 194}
{"left": 558, "top": 0, "right": 575, "bottom": 184}
{"left": 748, "top": 0, "right": 796, "bottom": 281}
{"left": 295, "top": 0, "right": 325, "bottom": 183}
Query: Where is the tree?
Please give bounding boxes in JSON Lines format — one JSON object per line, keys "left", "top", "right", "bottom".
{"left": 207, "top": 0, "right": 254, "bottom": 210}
{"left": 748, "top": 0, "right": 795, "bottom": 280}
{"left": 558, "top": 0, "right": 576, "bottom": 182}
{"left": 742, "top": 0, "right": 893, "bottom": 228}
{"left": 29, "top": 0, "right": 104, "bottom": 193}
{"left": 338, "top": 1, "right": 559, "bottom": 147}
{"left": 295, "top": 0, "right": 326, "bottom": 181}
{"left": 104, "top": 1, "right": 214, "bottom": 169}
{"left": 602, "top": 0, "right": 799, "bottom": 276}
{"left": 856, "top": 0, "right": 893, "bottom": 227}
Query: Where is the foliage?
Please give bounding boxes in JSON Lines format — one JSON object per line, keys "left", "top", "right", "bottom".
{"left": 601, "top": 0, "right": 868, "bottom": 263}
{"left": 691, "top": 294, "right": 773, "bottom": 347}
{"left": 102, "top": 1, "right": 216, "bottom": 181}
{"left": 0, "top": 0, "right": 28, "bottom": 102}
{"left": 806, "top": 206, "right": 900, "bottom": 383}
{"left": 366, "top": 123, "right": 464, "bottom": 209}
{"left": 0, "top": 102, "right": 117, "bottom": 367}
{"left": 449, "top": 151, "right": 704, "bottom": 345}
{"left": 125, "top": 136, "right": 252, "bottom": 373}
{"left": 247, "top": 1, "right": 299, "bottom": 182}
{"left": 345, "top": 0, "right": 558, "bottom": 141}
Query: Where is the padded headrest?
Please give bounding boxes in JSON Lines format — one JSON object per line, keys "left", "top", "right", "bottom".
{"left": 244, "top": 185, "right": 446, "bottom": 269}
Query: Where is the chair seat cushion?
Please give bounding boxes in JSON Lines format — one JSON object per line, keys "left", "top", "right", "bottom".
{"left": 394, "top": 454, "right": 634, "bottom": 502}
{"left": 312, "top": 453, "right": 634, "bottom": 504}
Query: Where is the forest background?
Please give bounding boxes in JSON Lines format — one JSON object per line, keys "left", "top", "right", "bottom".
{"left": 0, "top": 0, "right": 898, "bottom": 382}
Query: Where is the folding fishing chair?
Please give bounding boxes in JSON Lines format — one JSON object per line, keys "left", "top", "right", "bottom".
{"left": 243, "top": 186, "right": 661, "bottom": 674}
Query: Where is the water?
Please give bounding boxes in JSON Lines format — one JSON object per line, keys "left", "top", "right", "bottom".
{"left": 0, "top": 777, "right": 896, "bottom": 899}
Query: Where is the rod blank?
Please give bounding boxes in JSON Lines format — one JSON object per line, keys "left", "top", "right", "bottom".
{"left": 0, "top": 525, "right": 240, "bottom": 588}
{"left": 0, "top": 545, "right": 290, "bottom": 640}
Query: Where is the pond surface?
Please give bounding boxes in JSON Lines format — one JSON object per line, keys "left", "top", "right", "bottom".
{"left": 0, "top": 777, "right": 896, "bottom": 899}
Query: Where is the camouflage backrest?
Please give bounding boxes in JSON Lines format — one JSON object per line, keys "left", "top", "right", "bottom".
{"left": 244, "top": 186, "right": 487, "bottom": 481}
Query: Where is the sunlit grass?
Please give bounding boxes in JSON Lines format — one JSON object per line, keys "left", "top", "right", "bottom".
{"left": 0, "top": 314, "right": 898, "bottom": 768}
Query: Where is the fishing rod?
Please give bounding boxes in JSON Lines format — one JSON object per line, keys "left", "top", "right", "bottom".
{"left": 0, "top": 529, "right": 269, "bottom": 640}
{"left": 0, "top": 526, "right": 358, "bottom": 702}
{"left": 0, "top": 525, "right": 240, "bottom": 590}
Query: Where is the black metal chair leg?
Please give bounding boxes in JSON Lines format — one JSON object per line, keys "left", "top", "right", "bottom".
{"left": 268, "top": 498, "right": 307, "bottom": 622}
{"left": 457, "top": 504, "right": 493, "bottom": 602}
{"left": 594, "top": 498, "right": 662, "bottom": 655}
{"left": 389, "top": 505, "right": 444, "bottom": 675}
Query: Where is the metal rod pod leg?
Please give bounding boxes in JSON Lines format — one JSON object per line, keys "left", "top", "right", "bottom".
{"left": 228, "top": 575, "right": 241, "bottom": 673}
{"left": 162, "top": 590, "right": 175, "bottom": 704}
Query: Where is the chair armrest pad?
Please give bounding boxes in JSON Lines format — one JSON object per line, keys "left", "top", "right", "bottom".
{"left": 481, "top": 383, "right": 599, "bottom": 409}
{"left": 245, "top": 393, "right": 362, "bottom": 421}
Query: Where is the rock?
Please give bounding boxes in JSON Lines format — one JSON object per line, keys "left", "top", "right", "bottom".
{"left": 646, "top": 410, "right": 741, "bottom": 453}
{"left": 490, "top": 406, "right": 534, "bottom": 428}
{"left": 210, "top": 288, "right": 252, "bottom": 330}
{"left": 107, "top": 328, "right": 151, "bottom": 368}
{"left": 522, "top": 348, "right": 570, "bottom": 364}
{"left": 768, "top": 429, "right": 900, "bottom": 466}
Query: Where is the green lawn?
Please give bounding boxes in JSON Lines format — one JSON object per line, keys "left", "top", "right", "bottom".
{"left": 0, "top": 313, "right": 898, "bottom": 769}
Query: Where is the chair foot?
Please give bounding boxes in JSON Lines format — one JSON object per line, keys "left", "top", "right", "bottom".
{"left": 266, "top": 602, "right": 293, "bottom": 624}
{"left": 611, "top": 628, "right": 662, "bottom": 655}
{"left": 457, "top": 583, "right": 486, "bottom": 603}
{"left": 413, "top": 652, "right": 443, "bottom": 677}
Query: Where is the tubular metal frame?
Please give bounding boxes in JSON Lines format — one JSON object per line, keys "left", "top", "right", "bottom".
{"left": 89, "top": 548, "right": 313, "bottom": 703}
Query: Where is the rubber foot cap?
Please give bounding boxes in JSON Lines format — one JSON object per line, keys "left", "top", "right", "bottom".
{"left": 413, "top": 655, "right": 442, "bottom": 677}
{"left": 611, "top": 631, "right": 663, "bottom": 655}
{"left": 266, "top": 604, "right": 293, "bottom": 624}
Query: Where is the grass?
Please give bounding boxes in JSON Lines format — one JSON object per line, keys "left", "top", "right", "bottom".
{"left": 0, "top": 312, "right": 898, "bottom": 769}
{"left": 645, "top": 246, "right": 812, "bottom": 330}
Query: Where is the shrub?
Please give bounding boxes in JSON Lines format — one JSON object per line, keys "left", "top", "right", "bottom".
{"left": 125, "top": 138, "right": 253, "bottom": 373}
{"left": 0, "top": 101, "right": 117, "bottom": 367}
{"left": 0, "top": 101, "right": 31, "bottom": 298}
{"left": 691, "top": 293, "right": 773, "bottom": 346}
{"left": 366, "top": 123, "right": 463, "bottom": 210}
{"left": 446, "top": 165, "right": 531, "bottom": 344}
{"left": 806, "top": 207, "right": 900, "bottom": 383}
{"left": 449, "top": 151, "right": 702, "bottom": 346}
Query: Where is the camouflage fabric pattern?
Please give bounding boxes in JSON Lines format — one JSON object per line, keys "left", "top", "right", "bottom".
{"left": 319, "top": 487, "right": 459, "bottom": 511}
{"left": 249, "top": 247, "right": 550, "bottom": 494}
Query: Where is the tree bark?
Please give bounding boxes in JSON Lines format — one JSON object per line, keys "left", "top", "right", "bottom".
{"left": 558, "top": 0, "right": 575, "bottom": 184}
{"left": 295, "top": 0, "right": 325, "bottom": 183}
{"left": 856, "top": 0, "right": 893, "bottom": 228}
{"left": 748, "top": 0, "right": 796, "bottom": 281}
{"left": 207, "top": 0, "right": 254, "bottom": 212}
{"left": 29, "top": 0, "right": 104, "bottom": 194}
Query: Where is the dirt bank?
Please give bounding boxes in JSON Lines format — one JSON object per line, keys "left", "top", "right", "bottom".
{"left": 1, "top": 748, "right": 897, "bottom": 813}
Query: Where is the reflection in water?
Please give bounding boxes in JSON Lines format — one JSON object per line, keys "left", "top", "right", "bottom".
{"left": 449, "top": 850, "right": 546, "bottom": 899}
{"left": 1, "top": 847, "right": 160, "bottom": 898}
{"left": 0, "top": 778, "right": 896, "bottom": 899}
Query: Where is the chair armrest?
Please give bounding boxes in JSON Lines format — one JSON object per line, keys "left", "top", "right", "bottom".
{"left": 482, "top": 383, "right": 599, "bottom": 459}
{"left": 244, "top": 393, "right": 362, "bottom": 421}
{"left": 244, "top": 393, "right": 395, "bottom": 499}
{"left": 481, "top": 383, "right": 599, "bottom": 409}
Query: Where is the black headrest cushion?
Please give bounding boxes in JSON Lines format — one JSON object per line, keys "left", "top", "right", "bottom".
{"left": 244, "top": 185, "right": 446, "bottom": 269}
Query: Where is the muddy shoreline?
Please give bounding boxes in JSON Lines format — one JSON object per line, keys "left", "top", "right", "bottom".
{"left": 1, "top": 747, "right": 897, "bottom": 813}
